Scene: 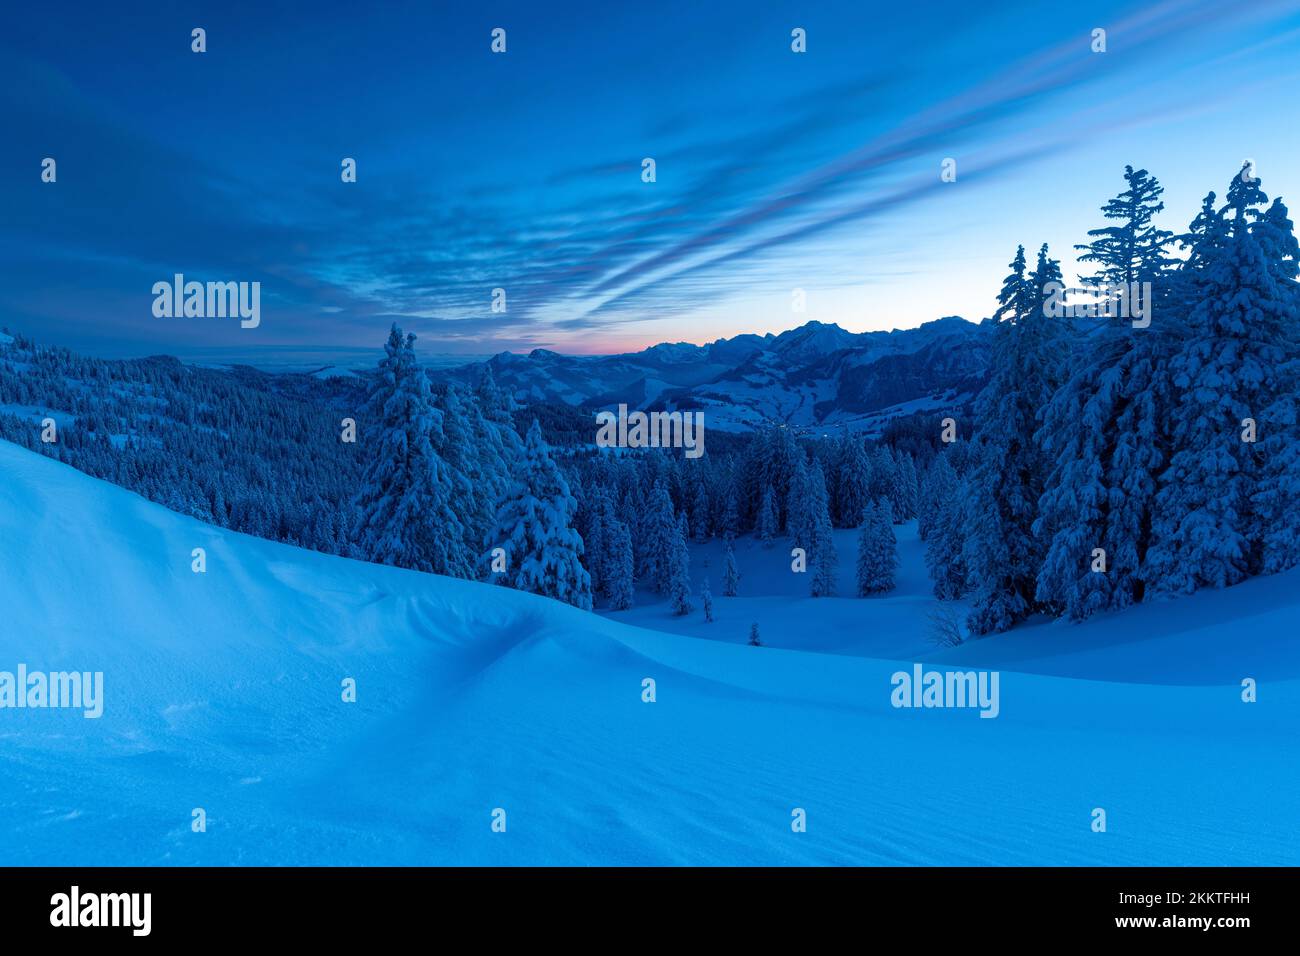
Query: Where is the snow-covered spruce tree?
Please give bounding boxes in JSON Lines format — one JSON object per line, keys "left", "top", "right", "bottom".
{"left": 435, "top": 382, "right": 513, "bottom": 568}
{"left": 868, "top": 446, "right": 895, "bottom": 506}
{"left": 1035, "top": 168, "right": 1179, "bottom": 620}
{"left": 917, "top": 451, "right": 955, "bottom": 541}
{"left": 1074, "top": 165, "right": 1176, "bottom": 292}
{"left": 857, "top": 498, "right": 898, "bottom": 595}
{"left": 668, "top": 513, "right": 693, "bottom": 616}
{"left": 757, "top": 484, "right": 778, "bottom": 546}
{"left": 785, "top": 453, "right": 814, "bottom": 550}
{"left": 808, "top": 460, "right": 837, "bottom": 597}
{"left": 833, "top": 433, "right": 871, "bottom": 528}
{"left": 484, "top": 419, "right": 592, "bottom": 610}
{"left": 1148, "top": 168, "right": 1297, "bottom": 592}
{"left": 748, "top": 622, "right": 762, "bottom": 647}
{"left": 474, "top": 364, "right": 517, "bottom": 426}
{"left": 1250, "top": 196, "right": 1300, "bottom": 573}
{"left": 1253, "top": 197, "right": 1300, "bottom": 288}
{"left": 964, "top": 245, "right": 1066, "bottom": 634}
{"left": 605, "top": 517, "right": 635, "bottom": 611}
{"left": 741, "top": 426, "right": 800, "bottom": 531}
{"left": 620, "top": 482, "right": 649, "bottom": 578}
{"left": 701, "top": 577, "right": 714, "bottom": 623}
{"left": 1180, "top": 191, "right": 1232, "bottom": 272}
{"left": 642, "top": 481, "right": 676, "bottom": 592}
{"left": 722, "top": 538, "right": 741, "bottom": 596}
{"left": 891, "top": 452, "right": 919, "bottom": 522}
{"left": 584, "top": 486, "right": 610, "bottom": 599}
{"left": 718, "top": 481, "right": 740, "bottom": 540}
{"left": 691, "top": 479, "right": 711, "bottom": 541}
{"left": 353, "top": 324, "right": 471, "bottom": 577}
{"left": 922, "top": 455, "right": 967, "bottom": 600}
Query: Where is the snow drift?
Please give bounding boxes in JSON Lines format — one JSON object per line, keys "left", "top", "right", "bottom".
{"left": 0, "top": 440, "right": 1296, "bottom": 865}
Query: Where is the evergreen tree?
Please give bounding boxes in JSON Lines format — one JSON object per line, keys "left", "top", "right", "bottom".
{"left": 833, "top": 434, "right": 871, "bottom": 528}
{"left": 922, "top": 456, "right": 967, "bottom": 600}
{"left": 1074, "top": 165, "right": 1175, "bottom": 290}
{"left": 691, "top": 479, "right": 711, "bottom": 541}
{"left": 701, "top": 577, "right": 714, "bottom": 623}
{"left": 868, "top": 446, "right": 895, "bottom": 505}
{"left": 643, "top": 481, "right": 677, "bottom": 592}
{"left": 1251, "top": 202, "right": 1300, "bottom": 573}
{"left": 1036, "top": 168, "right": 1178, "bottom": 619}
{"left": 668, "top": 513, "right": 693, "bottom": 616}
{"left": 809, "top": 461, "right": 837, "bottom": 597}
{"left": 1149, "top": 170, "right": 1295, "bottom": 592}
{"left": 785, "top": 453, "right": 814, "bottom": 549}
{"left": 1253, "top": 197, "right": 1300, "bottom": 286}
{"left": 857, "top": 498, "right": 898, "bottom": 595}
{"left": 585, "top": 488, "right": 609, "bottom": 598}
{"left": 484, "top": 419, "right": 592, "bottom": 610}
{"left": 605, "top": 518, "right": 635, "bottom": 611}
{"left": 748, "top": 622, "right": 762, "bottom": 647}
{"left": 757, "top": 485, "right": 778, "bottom": 546}
{"left": 741, "top": 426, "right": 800, "bottom": 531}
{"left": 436, "top": 382, "right": 512, "bottom": 566}
{"left": 964, "top": 245, "right": 1065, "bottom": 633}
{"left": 719, "top": 481, "right": 740, "bottom": 540}
{"left": 722, "top": 539, "right": 741, "bottom": 596}
{"left": 353, "top": 325, "right": 470, "bottom": 577}
{"left": 891, "top": 452, "right": 919, "bottom": 522}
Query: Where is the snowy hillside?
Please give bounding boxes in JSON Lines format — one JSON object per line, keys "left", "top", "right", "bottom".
{"left": 1, "top": 440, "right": 1296, "bottom": 865}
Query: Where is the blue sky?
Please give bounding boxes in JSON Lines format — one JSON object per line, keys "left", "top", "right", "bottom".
{"left": 3, "top": 0, "right": 1299, "bottom": 362}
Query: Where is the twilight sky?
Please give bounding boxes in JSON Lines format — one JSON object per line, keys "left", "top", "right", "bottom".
{"left": 3, "top": 0, "right": 1299, "bottom": 363}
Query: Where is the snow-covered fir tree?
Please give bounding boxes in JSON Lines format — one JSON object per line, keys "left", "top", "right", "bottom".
{"left": 584, "top": 486, "right": 613, "bottom": 598}
{"left": 742, "top": 426, "right": 800, "bottom": 531}
{"left": 836, "top": 434, "right": 871, "bottom": 529}
{"left": 757, "top": 484, "right": 778, "bottom": 546}
{"left": 605, "top": 517, "right": 635, "bottom": 611}
{"left": 435, "top": 382, "right": 514, "bottom": 569}
{"left": 722, "top": 538, "right": 741, "bottom": 596}
{"left": 643, "top": 481, "right": 677, "bottom": 592}
{"left": 868, "top": 446, "right": 895, "bottom": 506}
{"left": 667, "top": 513, "right": 693, "bottom": 615}
{"left": 963, "top": 244, "right": 1066, "bottom": 634}
{"left": 891, "top": 452, "right": 919, "bottom": 522}
{"left": 353, "top": 324, "right": 471, "bottom": 577}
{"left": 921, "top": 455, "right": 967, "bottom": 600}
{"left": 484, "top": 419, "right": 592, "bottom": 610}
{"left": 718, "top": 481, "right": 740, "bottom": 540}
{"left": 1075, "top": 165, "right": 1176, "bottom": 291}
{"left": 857, "top": 498, "right": 898, "bottom": 595}
{"left": 1148, "top": 168, "right": 1297, "bottom": 593}
{"left": 785, "top": 453, "right": 814, "bottom": 549}
{"left": 692, "top": 480, "right": 711, "bottom": 541}
{"left": 748, "top": 622, "right": 761, "bottom": 647}
{"left": 808, "top": 460, "right": 837, "bottom": 597}
{"left": 701, "top": 577, "right": 714, "bottom": 623}
{"left": 1035, "top": 167, "right": 1179, "bottom": 619}
{"left": 1248, "top": 195, "right": 1300, "bottom": 573}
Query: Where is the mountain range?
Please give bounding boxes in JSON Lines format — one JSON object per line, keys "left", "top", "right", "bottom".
{"left": 439, "top": 317, "right": 992, "bottom": 434}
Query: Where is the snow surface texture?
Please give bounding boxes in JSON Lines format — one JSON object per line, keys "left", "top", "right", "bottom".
{"left": 1, "top": 440, "right": 1296, "bottom": 865}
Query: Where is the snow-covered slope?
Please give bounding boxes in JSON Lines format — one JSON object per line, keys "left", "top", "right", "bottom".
{"left": 1, "top": 441, "right": 1296, "bottom": 865}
